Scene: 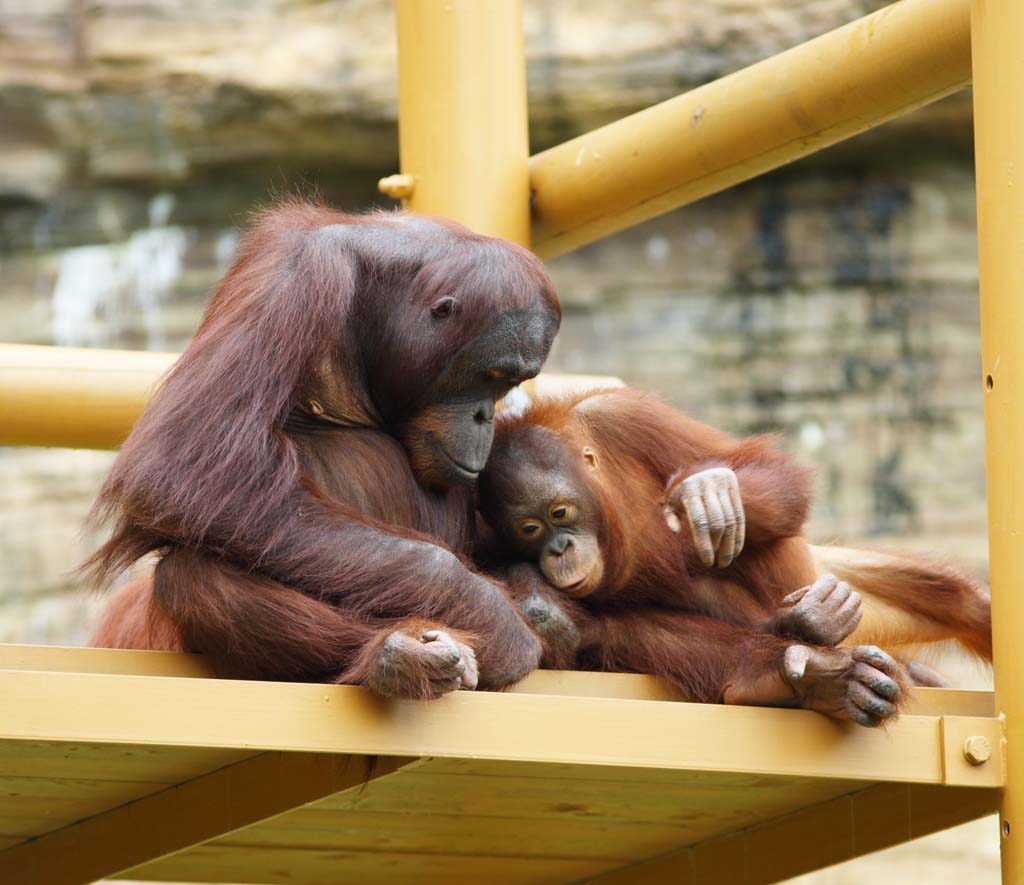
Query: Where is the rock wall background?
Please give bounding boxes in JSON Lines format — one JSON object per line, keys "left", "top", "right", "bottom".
{"left": 0, "top": 1, "right": 995, "bottom": 881}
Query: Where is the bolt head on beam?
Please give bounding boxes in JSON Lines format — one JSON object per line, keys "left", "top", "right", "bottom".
{"left": 378, "top": 174, "right": 416, "bottom": 200}
{"left": 964, "top": 735, "right": 993, "bottom": 766}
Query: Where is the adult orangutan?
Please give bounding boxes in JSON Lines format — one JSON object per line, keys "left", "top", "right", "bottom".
{"left": 86, "top": 200, "right": 561, "bottom": 699}
{"left": 477, "top": 387, "right": 991, "bottom": 727}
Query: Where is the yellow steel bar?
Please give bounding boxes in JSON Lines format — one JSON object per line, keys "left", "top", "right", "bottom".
{"left": 971, "top": 0, "right": 1024, "bottom": 880}
{"left": 0, "top": 341, "right": 609, "bottom": 449}
{"left": 0, "top": 643, "right": 998, "bottom": 715}
{"left": 395, "top": 0, "right": 530, "bottom": 245}
{"left": 0, "top": 668, "right": 1004, "bottom": 786}
{"left": 589, "top": 783, "right": 998, "bottom": 885}
{"left": 0, "top": 344, "right": 175, "bottom": 449}
{"left": 530, "top": 0, "right": 972, "bottom": 259}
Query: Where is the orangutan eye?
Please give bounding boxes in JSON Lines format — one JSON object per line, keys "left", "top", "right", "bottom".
{"left": 430, "top": 296, "right": 458, "bottom": 318}
{"left": 516, "top": 520, "right": 543, "bottom": 541}
{"left": 549, "top": 502, "right": 577, "bottom": 524}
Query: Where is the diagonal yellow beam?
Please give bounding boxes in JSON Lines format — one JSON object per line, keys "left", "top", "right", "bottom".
{"left": 529, "top": 0, "right": 972, "bottom": 259}
{"left": 587, "top": 782, "right": 998, "bottom": 885}
{"left": 0, "top": 751, "right": 418, "bottom": 885}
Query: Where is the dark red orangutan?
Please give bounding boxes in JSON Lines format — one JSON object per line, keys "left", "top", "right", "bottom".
{"left": 86, "top": 200, "right": 561, "bottom": 699}
{"left": 477, "top": 387, "right": 992, "bottom": 727}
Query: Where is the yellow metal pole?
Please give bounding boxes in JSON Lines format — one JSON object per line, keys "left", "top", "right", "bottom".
{"left": 394, "top": 0, "right": 530, "bottom": 245}
{"left": 0, "top": 344, "right": 174, "bottom": 449}
{"left": 972, "top": 1, "right": 1024, "bottom": 880}
{"left": 530, "top": 0, "right": 972, "bottom": 259}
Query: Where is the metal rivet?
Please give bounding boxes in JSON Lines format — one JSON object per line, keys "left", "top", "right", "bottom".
{"left": 964, "top": 735, "right": 992, "bottom": 766}
{"left": 378, "top": 174, "right": 416, "bottom": 200}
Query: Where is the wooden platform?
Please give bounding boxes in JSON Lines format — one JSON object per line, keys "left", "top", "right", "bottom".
{"left": 0, "top": 644, "right": 1002, "bottom": 885}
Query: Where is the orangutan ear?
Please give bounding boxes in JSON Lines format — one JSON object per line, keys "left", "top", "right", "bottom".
{"left": 582, "top": 446, "right": 599, "bottom": 474}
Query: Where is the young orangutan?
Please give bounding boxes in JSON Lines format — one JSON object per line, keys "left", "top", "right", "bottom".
{"left": 477, "top": 387, "right": 991, "bottom": 727}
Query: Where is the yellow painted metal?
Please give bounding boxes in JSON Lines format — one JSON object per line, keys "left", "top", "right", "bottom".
{"left": 589, "top": 783, "right": 998, "bottom": 884}
{"left": 0, "top": 643, "right": 997, "bottom": 713}
{"left": 972, "top": 0, "right": 1024, "bottom": 879}
{"left": 0, "top": 752, "right": 417, "bottom": 885}
{"left": 0, "top": 342, "right": 615, "bottom": 449}
{"left": 0, "top": 646, "right": 1005, "bottom": 881}
{"left": 530, "top": 0, "right": 972, "bottom": 259}
{"left": 0, "top": 666, "right": 1003, "bottom": 786}
{"left": 940, "top": 715, "right": 1005, "bottom": 788}
{"left": 395, "top": 0, "right": 530, "bottom": 245}
{"left": 0, "top": 344, "right": 175, "bottom": 449}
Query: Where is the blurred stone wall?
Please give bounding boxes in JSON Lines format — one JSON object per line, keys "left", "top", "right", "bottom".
{"left": 0, "top": 1, "right": 995, "bottom": 881}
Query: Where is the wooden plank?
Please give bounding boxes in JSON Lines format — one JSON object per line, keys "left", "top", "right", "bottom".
{"left": 0, "top": 753, "right": 419, "bottom": 885}
{"left": 588, "top": 783, "right": 999, "bottom": 884}
{"left": 195, "top": 758, "right": 859, "bottom": 870}
{"left": 212, "top": 810, "right": 692, "bottom": 862}
{"left": 419, "top": 756, "right": 854, "bottom": 787}
{"left": 311, "top": 770, "right": 858, "bottom": 830}
{"left": 0, "top": 776, "right": 172, "bottom": 823}
{"left": 0, "top": 816, "right": 62, "bottom": 838}
{"left": 0, "top": 668, "right": 996, "bottom": 785}
{"left": 0, "top": 740, "right": 252, "bottom": 783}
{"left": 126, "top": 844, "right": 617, "bottom": 885}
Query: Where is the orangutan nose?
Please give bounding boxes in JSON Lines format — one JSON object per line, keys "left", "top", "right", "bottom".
{"left": 549, "top": 535, "right": 573, "bottom": 557}
{"left": 474, "top": 401, "right": 495, "bottom": 424}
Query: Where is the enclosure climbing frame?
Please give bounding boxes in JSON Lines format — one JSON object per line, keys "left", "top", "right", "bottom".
{"left": 0, "top": 0, "right": 1017, "bottom": 882}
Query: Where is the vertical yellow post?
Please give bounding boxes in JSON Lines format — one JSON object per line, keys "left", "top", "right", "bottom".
{"left": 972, "top": 1, "right": 1024, "bottom": 881}
{"left": 394, "top": 0, "right": 530, "bottom": 246}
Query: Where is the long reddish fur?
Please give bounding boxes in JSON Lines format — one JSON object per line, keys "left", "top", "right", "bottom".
{"left": 84, "top": 200, "right": 560, "bottom": 693}
{"left": 486, "top": 387, "right": 990, "bottom": 703}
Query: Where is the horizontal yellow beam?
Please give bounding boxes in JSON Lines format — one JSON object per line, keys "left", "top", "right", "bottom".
{"left": 0, "top": 666, "right": 1003, "bottom": 786}
{"left": 0, "top": 643, "right": 996, "bottom": 716}
{"left": 0, "top": 344, "right": 175, "bottom": 449}
{"left": 529, "top": 0, "right": 972, "bottom": 258}
{"left": 0, "top": 344, "right": 622, "bottom": 449}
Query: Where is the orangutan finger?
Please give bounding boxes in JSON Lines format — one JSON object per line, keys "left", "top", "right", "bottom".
{"left": 853, "top": 645, "right": 902, "bottom": 681}
{"left": 683, "top": 495, "right": 715, "bottom": 566}
{"left": 804, "top": 574, "right": 838, "bottom": 606}
{"left": 784, "top": 645, "right": 811, "bottom": 683}
{"left": 836, "top": 602, "right": 863, "bottom": 641}
{"left": 459, "top": 646, "right": 479, "bottom": 690}
{"left": 716, "top": 489, "right": 737, "bottom": 567}
{"left": 852, "top": 661, "right": 901, "bottom": 701}
{"left": 781, "top": 585, "right": 812, "bottom": 607}
{"left": 844, "top": 699, "right": 883, "bottom": 728}
{"left": 663, "top": 504, "right": 683, "bottom": 534}
{"left": 701, "top": 485, "right": 727, "bottom": 553}
{"left": 727, "top": 480, "right": 745, "bottom": 555}
{"left": 849, "top": 681, "right": 897, "bottom": 720}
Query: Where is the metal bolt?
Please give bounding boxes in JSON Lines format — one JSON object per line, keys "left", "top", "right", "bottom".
{"left": 378, "top": 174, "right": 416, "bottom": 200}
{"left": 964, "top": 735, "right": 992, "bottom": 766}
